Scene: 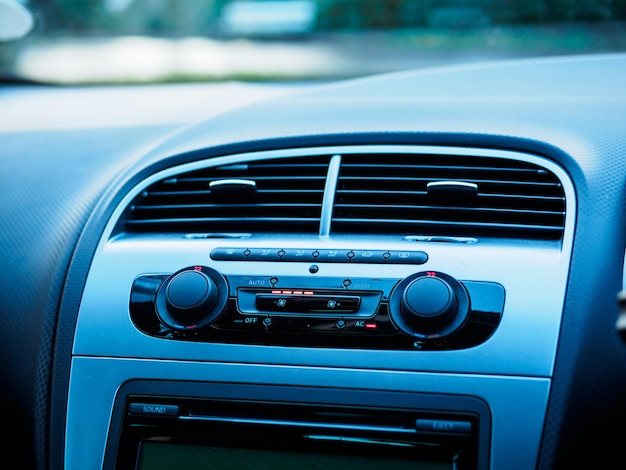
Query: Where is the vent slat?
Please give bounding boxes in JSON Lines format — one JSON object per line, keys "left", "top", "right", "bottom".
{"left": 333, "top": 218, "right": 564, "bottom": 232}
{"left": 174, "top": 176, "right": 327, "bottom": 182}
{"left": 337, "top": 189, "right": 564, "bottom": 201}
{"left": 334, "top": 203, "right": 565, "bottom": 216}
{"left": 147, "top": 189, "right": 323, "bottom": 197}
{"left": 127, "top": 217, "right": 320, "bottom": 225}
{"left": 133, "top": 203, "right": 322, "bottom": 210}
{"left": 339, "top": 176, "right": 559, "bottom": 187}
{"left": 344, "top": 163, "right": 539, "bottom": 170}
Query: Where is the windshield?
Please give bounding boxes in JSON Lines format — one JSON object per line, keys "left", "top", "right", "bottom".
{"left": 2, "top": 0, "right": 626, "bottom": 85}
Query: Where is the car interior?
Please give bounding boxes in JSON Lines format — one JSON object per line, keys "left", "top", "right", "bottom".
{"left": 1, "top": 1, "right": 626, "bottom": 469}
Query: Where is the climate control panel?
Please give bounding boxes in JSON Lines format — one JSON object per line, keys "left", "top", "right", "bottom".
{"left": 130, "top": 266, "right": 504, "bottom": 351}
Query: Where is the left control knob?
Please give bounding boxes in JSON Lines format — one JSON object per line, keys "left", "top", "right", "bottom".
{"left": 155, "top": 266, "right": 228, "bottom": 330}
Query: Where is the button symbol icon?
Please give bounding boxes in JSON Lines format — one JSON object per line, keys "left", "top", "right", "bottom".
{"left": 277, "top": 298, "right": 287, "bottom": 307}
{"left": 327, "top": 300, "right": 337, "bottom": 309}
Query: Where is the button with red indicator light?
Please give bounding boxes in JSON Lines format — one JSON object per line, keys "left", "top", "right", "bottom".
{"left": 344, "top": 319, "right": 378, "bottom": 332}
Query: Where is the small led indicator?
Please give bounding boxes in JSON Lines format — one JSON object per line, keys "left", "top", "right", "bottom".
{"left": 365, "top": 323, "right": 377, "bottom": 329}
{"left": 304, "top": 291, "right": 314, "bottom": 295}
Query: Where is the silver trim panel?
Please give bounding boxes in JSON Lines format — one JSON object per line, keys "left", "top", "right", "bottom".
{"left": 68, "top": 144, "right": 576, "bottom": 469}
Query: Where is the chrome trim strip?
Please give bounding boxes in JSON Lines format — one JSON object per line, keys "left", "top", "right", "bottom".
{"left": 426, "top": 181, "right": 479, "bottom": 190}
{"left": 319, "top": 154, "right": 341, "bottom": 237}
{"left": 180, "top": 415, "right": 415, "bottom": 435}
{"left": 209, "top": 179, "right": 257, "bottom": 187}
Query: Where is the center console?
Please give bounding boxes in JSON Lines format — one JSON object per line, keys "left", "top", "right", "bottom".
{"left": 67, "top": 145, "right": 575, "bottom": 469}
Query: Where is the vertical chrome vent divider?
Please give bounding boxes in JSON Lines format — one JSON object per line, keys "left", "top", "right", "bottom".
{"left": 319, "top": 154, "right": 342, "bottom": 238}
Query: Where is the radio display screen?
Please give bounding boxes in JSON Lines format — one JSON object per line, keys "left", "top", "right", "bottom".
{"left": 136, "top": 441, "right": 452, "bottom": 470}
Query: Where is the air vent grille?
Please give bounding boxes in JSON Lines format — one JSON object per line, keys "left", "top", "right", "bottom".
{"left": 125, "top": 156, "right": 329, "bottom": 233}
{"left": 121, "top": 149, "right": 567, "bottom": 240}
{"left": 332, "top": 153, "right": 566, "bottom": 240}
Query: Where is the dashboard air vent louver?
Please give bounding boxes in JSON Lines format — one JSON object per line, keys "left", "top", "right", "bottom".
{"left": 124, "top": 156, "right": 329, "bottom": 233}
{"left": 333, "top": 153, "right": 566, "bottom": 240}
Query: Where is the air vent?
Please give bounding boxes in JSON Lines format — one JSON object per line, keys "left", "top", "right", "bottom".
{"left": 124, "top": 156, "right": 329, "bottom": 233}
{"left": 332, "top": 153, "right": 566, "bottom": 240}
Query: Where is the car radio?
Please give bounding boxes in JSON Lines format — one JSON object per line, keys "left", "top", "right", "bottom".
{"left": 129, "top": 247, "right": 505, "bottom": 350}
{"left": 104, "top": 380, "right": 491, "bottom": 470}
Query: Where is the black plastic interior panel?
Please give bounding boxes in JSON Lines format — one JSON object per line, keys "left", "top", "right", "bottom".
{"left": 104, "top": 380, "right": 491, "bottom": 470}
{"left": 129, "top": 272, "right": 504, "bottom": 350}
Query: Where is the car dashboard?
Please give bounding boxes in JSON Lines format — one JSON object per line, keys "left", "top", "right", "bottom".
{"left": 1, "top": 54, "right": 625, "bottom": 469}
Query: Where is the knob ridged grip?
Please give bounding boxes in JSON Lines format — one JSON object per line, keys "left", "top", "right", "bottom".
{"left": 401, "top": 276, "right": 458, "bottom": 331}
{"left": 389, "top": 271, "right": 470, "bottom": 339}
{"left": 165, "top": 271, "right": 218, "bottom": 324}
{"left": 156, "top": 266, "right": 228, "bottom": 330}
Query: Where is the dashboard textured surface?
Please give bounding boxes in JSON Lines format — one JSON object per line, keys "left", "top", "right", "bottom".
{"left": 0, "top": 127, "right": 178, "bottom": 467}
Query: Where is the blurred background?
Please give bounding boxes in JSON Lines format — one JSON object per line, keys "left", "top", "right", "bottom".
{"left": 2, "top": 0, "right": 626, "bottom": 84}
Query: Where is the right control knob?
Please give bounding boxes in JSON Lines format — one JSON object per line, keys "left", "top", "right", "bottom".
{"left": 390, "top": 272, "right": 470, "bottom": 339}
{"left": 402, "top": 276, "right": 457, "bottom": 330}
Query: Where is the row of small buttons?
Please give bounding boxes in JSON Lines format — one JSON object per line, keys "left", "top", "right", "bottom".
{"left": 221, "top": 314, "right": 394, "bottom": 334}
{"left": 211, "top": 248, "right": 428, "bottom": 264}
